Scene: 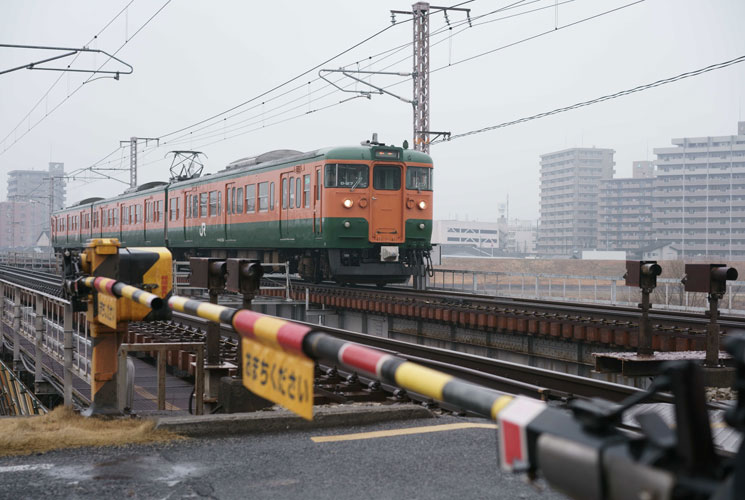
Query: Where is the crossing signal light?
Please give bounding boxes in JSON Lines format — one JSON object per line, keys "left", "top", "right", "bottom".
{"left": 624, "top": 260, "right": 661, "bottom": 289}
{"left": 682, "top": 264, "right": 738, "bottom": 295}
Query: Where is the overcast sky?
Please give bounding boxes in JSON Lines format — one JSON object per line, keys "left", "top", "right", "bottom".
{"left": 1, "top": 0, "right": 743, "bottom": 222}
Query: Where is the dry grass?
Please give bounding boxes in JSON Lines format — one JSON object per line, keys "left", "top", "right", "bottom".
{"left": 0, "top": 406, "right": 183, "bottom": 457}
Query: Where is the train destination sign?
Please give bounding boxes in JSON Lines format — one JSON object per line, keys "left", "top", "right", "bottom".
{"left": 241, "top": 337, "right": 314, "bottom": 420}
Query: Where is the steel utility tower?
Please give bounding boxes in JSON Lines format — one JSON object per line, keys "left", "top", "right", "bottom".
{"left": 393, "top": 3, "right": 468, "bottom": 153}
{"left": 412, "top": 2, "right": 430, "bottom": 153}
{"left": 120, "top": 137, "right": 159, "bottom": 188}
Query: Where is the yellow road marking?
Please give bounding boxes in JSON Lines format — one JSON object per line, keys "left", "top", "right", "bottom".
{"left": 134, "top": 385, "right": 180, "bottom": 411}
{"left": 311, "top": 422, "right": 497, "bottom": 443}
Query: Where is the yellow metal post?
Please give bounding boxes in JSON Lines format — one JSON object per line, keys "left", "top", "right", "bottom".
{"left": 82, "top": 239, "right": 123, "bottom": 416}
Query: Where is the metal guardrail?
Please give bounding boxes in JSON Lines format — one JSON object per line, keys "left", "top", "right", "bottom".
{"left": 428, "top": 268, "right": 745, "bottom": 315}
{"left": 0, "top": 252, "right": 57, "bottom": 271}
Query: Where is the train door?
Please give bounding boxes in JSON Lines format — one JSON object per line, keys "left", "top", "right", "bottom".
{"left": 280, "top": 173, "right": 291, "bottom": 239}
{"left": 181, "top": 191, "right": 188, "bottom": 241}
{"left": 314, "top": 166, "right": 322, "bottom": 237}
{"left": 224, "top": 182, "right": 232, "bottom": 242}
{"left": 226, "top": 182, "right": 242, "bottom": 242}
{"left": 118, "top": 204, "right": 124, "bottom": 242}
{"left": 143, "top": 197, "right": 150, "bottom": 243}
{"left": 369, "top": 163, "right": 405, "bottom": 244}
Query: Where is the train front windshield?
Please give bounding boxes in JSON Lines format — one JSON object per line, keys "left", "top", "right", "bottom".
{"left": 405, "top": 166, "right": 432, "bottom": 191}
{"left": 325, "top": 164, "right": 369, "bottom": 189}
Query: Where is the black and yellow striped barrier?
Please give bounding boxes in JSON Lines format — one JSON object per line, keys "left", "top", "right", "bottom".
{"left": 167, "top": 295, "right": 514, "bottom": 421}
{"left": 82, "top": 276, "right": 164, "bottom": 311}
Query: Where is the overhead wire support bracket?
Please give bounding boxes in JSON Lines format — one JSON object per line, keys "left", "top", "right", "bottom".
{"left": 418, "top": 131, "right": 451, "bottom": 142}
{"left": 319, "top": 68, "right": 415, "bottom": 105}
{"left": 0, "top": 43, "right": 133, "bottom": 79}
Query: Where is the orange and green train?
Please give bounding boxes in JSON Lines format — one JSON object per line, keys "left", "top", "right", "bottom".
{"left": 52, "top": 141, "right": 433, "bottom": 285}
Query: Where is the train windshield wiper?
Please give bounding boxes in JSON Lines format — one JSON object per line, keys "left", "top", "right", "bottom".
{"left": 350, "top": 176, "right": 362, "bottom": 192}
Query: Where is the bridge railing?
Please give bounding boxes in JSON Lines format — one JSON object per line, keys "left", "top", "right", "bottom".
{"left": 0, "top": 279, "right": 88, "bottom": 405}
{"left": 0, "top": 252, "right": 57, "bottom": 271}
{"left": 428, "top": 268, "right": 745, "bottom": 315}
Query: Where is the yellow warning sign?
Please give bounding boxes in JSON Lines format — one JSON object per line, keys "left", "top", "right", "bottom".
{"left": 241, "top": 337, "right": 314, "bottom": 420}
{"left": 97, "top": 293, "right": 118, "bottom": 329}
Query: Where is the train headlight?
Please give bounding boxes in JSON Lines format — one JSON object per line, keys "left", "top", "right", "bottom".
{"left": 418, "top": 201, "right": 427, "bottom": 210}
{"left": 343, "top": 199, "right": 354, "bottom": 208}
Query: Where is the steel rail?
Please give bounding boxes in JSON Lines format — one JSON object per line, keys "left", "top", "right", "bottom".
{"left": 170, "top": 311, "right": 672, "bottom": 404}
{"left": 293, "top": 280, "right": 745, "bottom": 332}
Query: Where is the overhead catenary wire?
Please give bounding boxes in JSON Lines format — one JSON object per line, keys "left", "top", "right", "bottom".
{"left": 116, "top": 0, "right": 561, "bottom": 158}
{"left": 47, "top": 0, "right": 562, "bottom": 179}
{"left": 0, "top": 0, "right": 172, "bottom": 157}
{"left": 434, "top": 54, "right": 745, "bottom": 144}
{"left": 0, "top": 0, "right": 137, "bottom": 150}
{"left": 156, "top": 0, "right": 477, "bottom": 142}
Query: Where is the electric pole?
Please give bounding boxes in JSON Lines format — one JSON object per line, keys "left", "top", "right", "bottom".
{"left": 120, "top": 136, "right": 159, "bottom": 188}
{"left": 412, "top": 2, "right": 430, "bottom": 153}
{"left": 392, "top": 3, "right": 468, "bottom": 153}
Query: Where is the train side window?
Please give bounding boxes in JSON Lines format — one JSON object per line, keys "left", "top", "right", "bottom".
{"left": 289, "top": 177, "right": 295, "bottom": 208}
{"left": 259, "top": 182, "right": 268, "bottom": 212}
{"left": 282, "top": 178, "right": 288, "bottom": 209}
{"left": 236, "top": 187, "right": 243, "bottom": 213}
{"left": 316, "top": 170, "right": 321, "bottom": 200}
{"left": 185, "top": 196, "right": 191, "bottom": 219}
{"left": 303, "top": 175, "right": 310, "bottom": 208}
{"left": 296, "top": 178, "right": 302, "bottom": 208}
{"left": 217, "top": 192, "right": 222, "bottom": 216}
{"left": 209, "top": 191, "right": 218, "bottom": 217}
{"left": 245, "top": 184, "right": 256, "bottom": 213}
{"left": 193, "top": 195, "right": 199, "bottom": 218}
{"left": 270, "top": 182, "right": 275, "bottom": 210}
{"left": 200, "top": 193, "right": 208, "bottom": 218}
{"left": 157, "top": 200, "right": 163, "bottom": 222}
{"left": 227, "top": 188, "right": 232, "bottom": 215}
{"left": 232, "top": 187, "right": 237, "bottom": 214}
{"left": 136, "top": 204, "right": 142, "bottom": 223}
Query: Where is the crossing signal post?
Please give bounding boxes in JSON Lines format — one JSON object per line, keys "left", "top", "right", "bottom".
{"left": 71, "top": 238, "right": 172, "bottom": 415}
{"left": 189, "top": 257, "right": 235, "bottom": 408}
{"left": 682, "top": 264, "right": 738, "bottom": 367}
{"left": 624, "top": 260, "right": 662, "bottom": 355}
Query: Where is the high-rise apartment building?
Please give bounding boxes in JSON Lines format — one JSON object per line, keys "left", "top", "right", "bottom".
{"left": 6, "top": 162, "right": 65, "bottom": 237}
{"left": 597, "top": 166, "right": 655, "bottom": 257}
{"left": 537, "top": 147, "right": 615, "bottom": 256}
{"left": 652, "top": 122, "right": 745, "bottom": 259}
{"left": 0, "top": 201, "right": 35, "bottom": 248}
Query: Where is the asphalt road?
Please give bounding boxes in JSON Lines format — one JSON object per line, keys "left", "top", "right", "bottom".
{"left": 0, "top": 414, "right": 569, "bottom": 500}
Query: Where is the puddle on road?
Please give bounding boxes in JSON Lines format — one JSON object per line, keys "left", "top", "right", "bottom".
{"left": 44, "top": 454, "right": 203, "bottom": 486}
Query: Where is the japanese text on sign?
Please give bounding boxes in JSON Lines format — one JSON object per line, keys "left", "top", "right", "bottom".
{"left": 241, "top": 337, "right": 314, "bottom": 420}
{"left": 97, "top": 293, "right": 118, "bottom": 329}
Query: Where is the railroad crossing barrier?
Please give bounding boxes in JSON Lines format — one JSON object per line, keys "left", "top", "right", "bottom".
{"left": 70, "top": 238, "right": 173, "bottom": 415}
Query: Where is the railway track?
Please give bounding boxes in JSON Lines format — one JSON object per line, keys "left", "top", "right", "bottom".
{"left": 0, "top": 265, "right": 731, "bottom": 408}
{"left": 0, "top": 264, "right": 64, "bottom": 297}
{"left": 296, "top": 279, "right": 745, "bottom": 332}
